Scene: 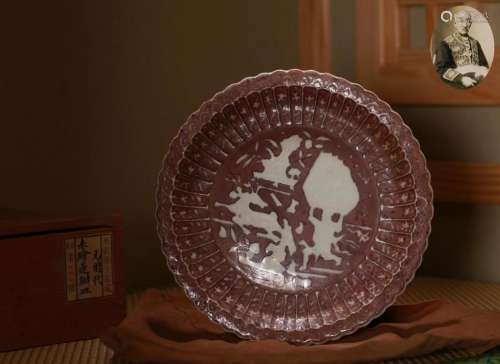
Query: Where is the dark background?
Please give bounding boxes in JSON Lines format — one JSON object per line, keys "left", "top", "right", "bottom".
{"left": 2, "top": 0, "right": 500, "bottom": 292}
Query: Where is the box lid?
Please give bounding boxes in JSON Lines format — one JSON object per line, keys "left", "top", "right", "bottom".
{"left": 0, "top": 209, "right": 122, "bottom": 238}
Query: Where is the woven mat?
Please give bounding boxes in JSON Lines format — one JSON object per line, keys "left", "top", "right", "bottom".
{"left": 2, "top": 276, "right": 500, "bottom": 364}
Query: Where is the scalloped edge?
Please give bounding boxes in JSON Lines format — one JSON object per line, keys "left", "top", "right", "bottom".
{"left": 155, "top": 69, "right": 434, "bottom": 345}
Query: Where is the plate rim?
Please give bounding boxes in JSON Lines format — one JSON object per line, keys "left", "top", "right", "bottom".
{"left": 155, "top": 69, "right": 434, "bottom": 344}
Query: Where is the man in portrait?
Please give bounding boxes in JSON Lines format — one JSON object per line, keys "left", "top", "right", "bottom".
{"left": 434, "top": 10, "right": 489, "bottom": 89}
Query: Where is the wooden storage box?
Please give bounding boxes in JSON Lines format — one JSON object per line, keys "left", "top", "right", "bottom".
{"left": 0, "top": 210, "right": 126, "bottom": 351}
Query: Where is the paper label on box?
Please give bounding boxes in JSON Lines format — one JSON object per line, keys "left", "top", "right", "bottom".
{"left": 65, "top": 234, "right": 113, "bottom": 301}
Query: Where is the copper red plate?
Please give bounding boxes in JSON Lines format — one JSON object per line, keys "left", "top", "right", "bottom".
{"left": 156, "top": 70, "right": 433, "bottom": 344}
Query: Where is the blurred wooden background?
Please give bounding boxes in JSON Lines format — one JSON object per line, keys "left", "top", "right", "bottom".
{"left": 2, "top": 0, "right": 500, "bottom": 291}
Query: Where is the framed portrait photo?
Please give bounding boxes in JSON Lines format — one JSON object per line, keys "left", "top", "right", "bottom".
{"left": 299, "top": 0, "right": 500, "bottom": 105}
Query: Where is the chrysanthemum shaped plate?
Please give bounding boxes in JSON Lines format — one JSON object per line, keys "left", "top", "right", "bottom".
{"left": 156, "top": 69, "right": 433, "bottom": 344}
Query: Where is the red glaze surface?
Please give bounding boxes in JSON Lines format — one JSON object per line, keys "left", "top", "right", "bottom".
{"left": 156, "top": 70, "right": 433, "bottom": 344}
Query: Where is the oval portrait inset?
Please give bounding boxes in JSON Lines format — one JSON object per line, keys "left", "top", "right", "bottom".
{"left": 431, "top": 6, "right": 494, "bottom": 89}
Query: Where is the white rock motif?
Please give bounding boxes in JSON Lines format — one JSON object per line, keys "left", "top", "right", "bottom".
{"left": 216, "top": 134, "right": 361, "bottom": 288}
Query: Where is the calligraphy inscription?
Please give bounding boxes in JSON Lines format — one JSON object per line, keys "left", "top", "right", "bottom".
{"left": 65, "top": 234, "right": 113, "bottom": 301}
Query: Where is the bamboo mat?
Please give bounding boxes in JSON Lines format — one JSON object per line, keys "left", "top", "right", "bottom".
{"left": 1, "top": 276, "right": 500, "bottom": 364}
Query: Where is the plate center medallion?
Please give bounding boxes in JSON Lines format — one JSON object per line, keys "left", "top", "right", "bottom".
{"left": 210, "top": 127, "right": 379, "bottom": 291}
